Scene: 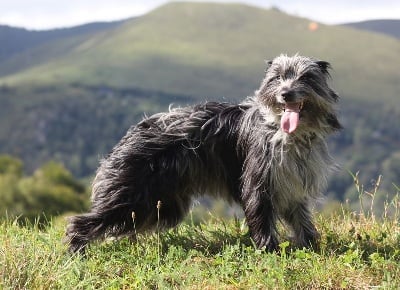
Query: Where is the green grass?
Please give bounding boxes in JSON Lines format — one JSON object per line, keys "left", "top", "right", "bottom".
{"left": 1, "top": 198, "right": 399, "bottom": 289}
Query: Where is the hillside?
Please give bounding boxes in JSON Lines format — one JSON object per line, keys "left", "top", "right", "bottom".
{"left": 0, "top": 2, "right": 399, "bottom": 204}
{"left": 1, "top": 2, "right": 399, "bottom": 103}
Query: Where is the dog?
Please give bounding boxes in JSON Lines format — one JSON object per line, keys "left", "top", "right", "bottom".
{"left": 66, "top": 55, "right": 342, "bottom": 253}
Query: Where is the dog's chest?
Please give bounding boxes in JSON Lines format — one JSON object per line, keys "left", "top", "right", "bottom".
{"left": 269, "top": 143, "right": 327, "bottom": 209}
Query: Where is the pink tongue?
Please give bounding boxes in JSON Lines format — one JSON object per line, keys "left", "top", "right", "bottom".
{"left": 281, "top": 103, "right": 300, "bottom": 134}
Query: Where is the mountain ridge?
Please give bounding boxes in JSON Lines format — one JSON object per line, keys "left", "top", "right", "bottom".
{"left": 343, "top": 19, "right": 400, "bottom": 39}
{"left": 0, "top": 21, "right": 124, "bottom": 62}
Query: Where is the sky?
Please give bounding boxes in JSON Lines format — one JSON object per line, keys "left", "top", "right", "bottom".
{"left": 0, "top": 0, "right": 399, "bottom": 30}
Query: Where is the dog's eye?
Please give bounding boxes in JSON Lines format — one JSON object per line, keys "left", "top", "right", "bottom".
{"left": 300, "top": 72, "right": 315, "bottom": 81}
{"left": 270, "top": 75, "right": 281, "bottom": 82}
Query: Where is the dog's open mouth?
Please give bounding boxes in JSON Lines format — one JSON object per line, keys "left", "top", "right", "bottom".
{"left": 281, "top": 101, "right": 304, "bottom": 134}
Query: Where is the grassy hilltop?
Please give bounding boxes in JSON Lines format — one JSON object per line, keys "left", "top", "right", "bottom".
{"left": 1, "top": 3, "right": 399, "bottom": 288}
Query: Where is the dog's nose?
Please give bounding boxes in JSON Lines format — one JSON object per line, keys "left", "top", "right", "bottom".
{"left": 281, "top": 90, "right": 295, "bottom": 102}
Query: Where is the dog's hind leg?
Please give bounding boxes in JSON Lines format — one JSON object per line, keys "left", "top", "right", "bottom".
{"left": 65, "top": 204, "right": 135, "bottom": 253}
{"left": 66, "top": 212, "right": 105, "bottom": 253}
{"left": 66, "top": 185, "right": 193, "bottom": 253}
{"left": 283, "top": 201, "right": 320, "bottom": 250}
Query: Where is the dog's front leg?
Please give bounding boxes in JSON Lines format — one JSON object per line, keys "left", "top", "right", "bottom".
{"left": 241, "top": 192, "right": 279, "bottom": 252}
{"left": 283, "top": 201, "right": 320, "bottom": 250}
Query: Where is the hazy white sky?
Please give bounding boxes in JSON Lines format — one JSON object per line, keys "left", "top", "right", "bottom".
{"left": 1, "top": 0, "right": 399, "bottom": 30}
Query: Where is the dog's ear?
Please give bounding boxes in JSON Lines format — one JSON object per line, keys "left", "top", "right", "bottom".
{"left": 326, "top": 113, "right": 343, "bottom": 131}
{"left": 315, "top": 60, "right": 331, "bottom": 75}
{"left": 264, "top": 60, "right": 273, "bottom": 73}
{"left": 329, "top": 89, "right": 340, "bottom": 102}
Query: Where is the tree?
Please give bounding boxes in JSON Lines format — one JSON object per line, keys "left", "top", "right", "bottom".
{"left": 0, "top": 155, "right": 89, "bottom": 223}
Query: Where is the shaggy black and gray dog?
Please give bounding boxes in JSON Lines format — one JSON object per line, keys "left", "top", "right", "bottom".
{"left": 66, "top": 55, "right": 342, "bottom": 253}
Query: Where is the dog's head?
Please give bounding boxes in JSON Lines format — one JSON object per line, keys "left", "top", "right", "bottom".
{"left": 256, "top": 54, "right": 342, "bottom": 134}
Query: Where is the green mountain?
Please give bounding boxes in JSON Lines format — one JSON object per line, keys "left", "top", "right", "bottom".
{"left": 344, "top": 19, "right": 400, "bottom": 39}
{"left": 0, "top": 2, "right": 399, "bottom": 203}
